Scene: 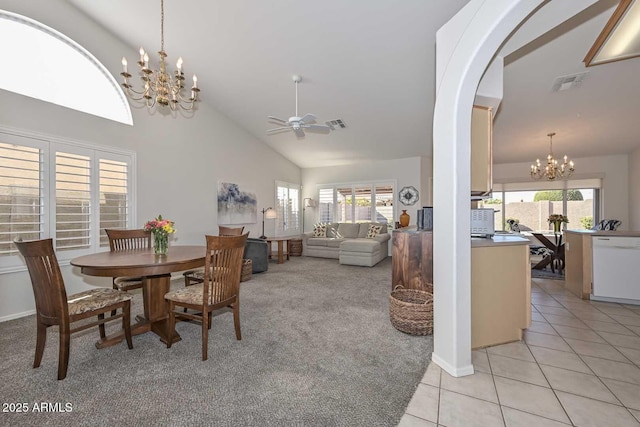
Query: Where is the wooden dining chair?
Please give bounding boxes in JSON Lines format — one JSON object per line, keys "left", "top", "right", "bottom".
{"left": 183, "top": 226, "right": 245, "bottom": 287}
{"left": 165, "top": 233, "right": 248, "bottom": 360}
{"left": 14, "top": 238, "right": 133, "bottom": 380}
{"left": 105, "top": 229, "right": 152, "bottom": 292}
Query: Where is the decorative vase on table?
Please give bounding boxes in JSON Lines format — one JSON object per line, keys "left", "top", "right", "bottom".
{"left": 399, "top": 210, "right": 410, "bottom": 228}
{"left": 154, "top": 233, "right": 168, "bottom": 255}
{"left": 144, "top": 214, "right": 176, "bottom": 256}
{"left": 552, "top": 221, "right": 562, "bottom": 234}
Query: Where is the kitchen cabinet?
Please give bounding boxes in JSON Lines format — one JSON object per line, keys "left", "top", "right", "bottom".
{"left": 471, "top": 236, "right": 531, "bottom": 349}
{"left": 471, "top": 105, "right": 493, "bottom": 196}
{"left": 392, "top": 229, "right": 433, "bottom": 291}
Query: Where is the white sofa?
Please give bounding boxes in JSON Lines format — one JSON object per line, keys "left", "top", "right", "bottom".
{"left": 302, "top": 222, "right": 390, "bottom": 267}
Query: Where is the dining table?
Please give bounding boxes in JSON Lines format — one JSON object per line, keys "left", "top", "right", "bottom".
{"left": 70, "top": 245, "right": 206, "bottom": 348}
{"left": 531, "top": 232, "right": 565, "bottom": 273}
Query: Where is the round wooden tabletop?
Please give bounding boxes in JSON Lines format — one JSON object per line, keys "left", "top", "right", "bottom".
{"left": 70, "top": 245, "right": 207, "bottom": 277}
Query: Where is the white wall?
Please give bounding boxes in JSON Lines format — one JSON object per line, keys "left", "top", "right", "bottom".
{"left": 494, "top": 154, "right": 630, "bottom": 230}
{"left": 301, "top": 157, "right": 425, "bottom": 231}
{"left": 630, "top": 148, "right": 640, "bottom": 230}
{"left": 0, "top": 0, "right": 300, "bottom": 321}
{"left": 420, "top": 156, "right": 433, "bottom": 206}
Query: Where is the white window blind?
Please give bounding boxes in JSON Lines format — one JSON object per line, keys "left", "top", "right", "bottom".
{"left": 318, "top": 188, "right": 334, "bottom": 222}
{"left": 275, "top": 181, "right": 300, "bottom": 236}
{"left": 0, "top": 139, "right": 44, "bottom": 256}
{"left": 99, "top": 159, "right": 129, "bottom": 247}
{"left": 55, "top": 151, "right": 91, "bottom": 252}
{"left": 0, "top": 127, "right": 135, "bottom": 273}
{"left": 317, "top": 181, "right": 395, "bottom": 225}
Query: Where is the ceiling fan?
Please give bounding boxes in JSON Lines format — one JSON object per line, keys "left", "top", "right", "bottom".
{"left": 267, "top": 75, "right": 331, "bottom": 137}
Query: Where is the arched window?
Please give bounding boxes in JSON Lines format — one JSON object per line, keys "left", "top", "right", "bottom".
{"left": 0, "top": 10, "right": 132, "bottom": 125}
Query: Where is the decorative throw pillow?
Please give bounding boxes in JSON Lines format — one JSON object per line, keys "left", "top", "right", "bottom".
{"left": 366, "top": 224, "right": 383, "bottom": 238}
{"left": 312, "top": 223, "right": 327, "bottom": 237}
{"left": 595, "top": 219, "right": 621, "bottom": 231}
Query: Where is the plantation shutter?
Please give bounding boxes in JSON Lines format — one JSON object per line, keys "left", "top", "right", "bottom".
{"left": 55, "top": 151, "right": 91, "bottom": 251}
{"left": 99, "top": 159, "right": 129, "bottom": 247}
{"left": 318, "top": 188, "right": 334, "bottom": 222}
{"left": 0, "top": 140, "right": 44, "bottom": 256}
{"left": 275, "top": 181, "right": 300, "bottom": 237}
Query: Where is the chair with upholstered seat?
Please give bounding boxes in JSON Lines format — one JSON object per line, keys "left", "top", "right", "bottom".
{"left": 165, "top": 233, "right": 248, "bottom": 360}
{"left": 593, "top": 219, "right": 621, "bottom": 231}
{"left": 183, "top": 226, "right": 244, "bottom": 287}
{"left": 105, "top": 229, "right": 152, "bottom": 292}
{"left": 14, "top": 238, "right": 133, "bottom": 380}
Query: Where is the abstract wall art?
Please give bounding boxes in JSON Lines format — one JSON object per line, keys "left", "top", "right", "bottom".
{"left": 217, "top": 182, "right": 258, "bottom": 224}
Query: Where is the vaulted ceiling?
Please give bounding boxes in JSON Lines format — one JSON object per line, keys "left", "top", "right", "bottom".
{"left": 61, "top": 1, "right": 640, "bottom": 168}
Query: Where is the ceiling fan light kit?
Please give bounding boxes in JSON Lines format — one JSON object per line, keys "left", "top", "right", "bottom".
{"left": 267, "top": 75, "right": 332, "bottom": 137}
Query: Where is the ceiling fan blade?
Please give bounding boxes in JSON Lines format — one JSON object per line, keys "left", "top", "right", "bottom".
{"left": 299, "top": 113, "right": 317, "bottom": 124}
{"left": 293, "top": 127, "right": 305, "bottom": 137}
{"left": 303, "top": 124, "right": 331, "bottom": 134}
{"left": 267, "top": 127, "right": 292, "bottom": 134}
{"left": 267, "top": 116, "right": 288, "bottom": 125}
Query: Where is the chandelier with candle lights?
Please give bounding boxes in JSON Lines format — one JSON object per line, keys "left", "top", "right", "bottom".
{"left": 530, "top": 132, "right": 575, "bottom": 180}
{"left": 120, "top": 0, "right": 200, "bottom": 111}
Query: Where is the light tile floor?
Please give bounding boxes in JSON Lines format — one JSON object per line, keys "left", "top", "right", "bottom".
{"left": 398, "top": 277, "right": 640, "bottom": 427}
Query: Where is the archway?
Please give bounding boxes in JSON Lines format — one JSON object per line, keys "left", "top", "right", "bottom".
{"left": 431, "top": 0, "right": 545, "bottom": 377}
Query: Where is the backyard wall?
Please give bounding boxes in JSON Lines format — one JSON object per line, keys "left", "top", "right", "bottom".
{"left": 489, "top": 200, "right": 593, "bottom": 231}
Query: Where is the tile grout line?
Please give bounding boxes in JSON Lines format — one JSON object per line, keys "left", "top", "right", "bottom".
{"left": 483, "top": 344, "right": 509, "bottom": 427}
{"left": 541, "top": 281, "right": 640, "bottom": 417}
{"left": 523, "top": 312, "right": 577, "bottom": 426}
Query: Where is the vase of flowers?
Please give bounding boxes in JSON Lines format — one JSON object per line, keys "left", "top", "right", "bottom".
{"left": 547, "top": 214, "right": 569, "bottom": 233}
{"left": 144, "top": 214, "right": 176, "bottom": 255}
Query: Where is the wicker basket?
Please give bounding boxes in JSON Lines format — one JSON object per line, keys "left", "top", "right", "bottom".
{"left": 289, "top": 238, "right": 303, "bottom": 256}
{"left": 240, "top": 259, "right": 252, "bottom": 282}
{"left": 389, "top": 285, "right": 433, "bottom": 335}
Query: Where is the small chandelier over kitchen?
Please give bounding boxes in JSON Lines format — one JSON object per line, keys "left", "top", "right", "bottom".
{"left": 530, "top": 132, "right": 575, "bottom": 180}
{"left": 119, "top": 0, "right": 200, "bottom": 111}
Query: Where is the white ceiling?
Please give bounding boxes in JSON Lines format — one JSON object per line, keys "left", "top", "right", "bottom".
{"left": 64, "top": 0, "right": 640, "bottom": 169}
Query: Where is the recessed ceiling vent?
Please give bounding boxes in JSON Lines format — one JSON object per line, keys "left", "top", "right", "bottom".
{"left": 551, "top": 72, "right": 588, "bottom": 92}
{"left": 325, "top": 119, "right": 347, "bottom": 130}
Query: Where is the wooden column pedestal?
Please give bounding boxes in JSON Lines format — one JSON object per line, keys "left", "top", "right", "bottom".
{"left": 392, "top": 229, "right": 433, "bottom": 291}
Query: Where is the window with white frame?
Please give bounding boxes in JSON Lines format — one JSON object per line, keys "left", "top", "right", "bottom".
{"left": 0, "top": 128, "right": 135, "bottom": 272}
{"left": 481, "top": 178, "right": 601, "bottom": 232}
{"left": 316, "top": 182, "right": 395, "bottom": 225}
{"left": 0, "top": 10, "right": 132, "bottom": 125}
{"left": 275, "top": 181, "right": 300, "bottom": 236}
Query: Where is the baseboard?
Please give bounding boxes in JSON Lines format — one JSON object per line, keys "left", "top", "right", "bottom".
{"left": 0, "top": 309, "right": 36, "bottom": 323}
{"left": 431, "top": 352, "right": 475, "bottom": 377}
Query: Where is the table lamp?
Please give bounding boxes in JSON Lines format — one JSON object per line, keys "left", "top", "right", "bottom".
{"left": 260, "top": 207, "right": 277, "bottom": 239}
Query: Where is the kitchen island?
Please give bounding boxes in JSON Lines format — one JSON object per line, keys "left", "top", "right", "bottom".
{"left": 471, "top": 235, "right": 531, "bottom": 349}
{"left": 391, "top": 231, "right": 531, "bottom": 348}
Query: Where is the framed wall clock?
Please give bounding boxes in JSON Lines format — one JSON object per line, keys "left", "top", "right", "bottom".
{"left": 399, "top": 186, "right": 419, "bottom": 206}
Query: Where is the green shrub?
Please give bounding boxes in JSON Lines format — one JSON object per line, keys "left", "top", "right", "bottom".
{"left": 533, "top": 190, "right": 583, "bottom": 201}
{"left": 580, "top": 216, "right": 593, "bottom": 230}
{"left": 483, "top": 198, "right": 502, "bottom": 205}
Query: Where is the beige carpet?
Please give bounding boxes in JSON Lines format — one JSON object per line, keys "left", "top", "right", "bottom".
{"left": 0, "top": 256, "right": 432, "bottom": 427}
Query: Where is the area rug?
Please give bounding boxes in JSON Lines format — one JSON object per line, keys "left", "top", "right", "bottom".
{"left": 0, "top": 256, "right": 432, "bottom": 427}
{"left": 531, "top": 265, "right": 565, "bottom": 281}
